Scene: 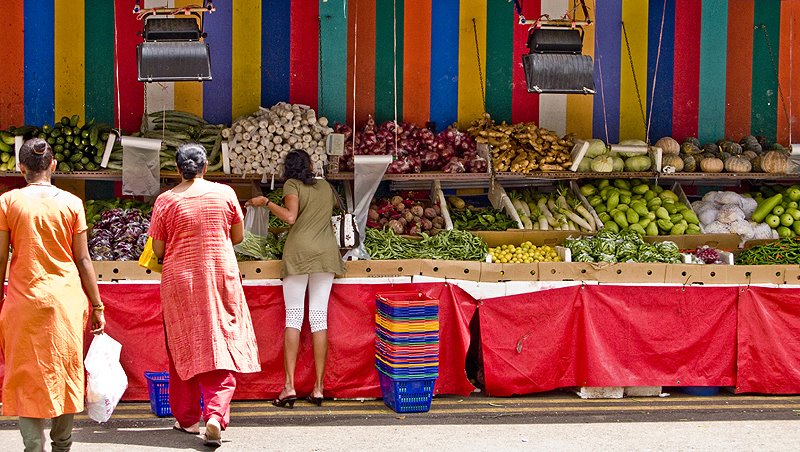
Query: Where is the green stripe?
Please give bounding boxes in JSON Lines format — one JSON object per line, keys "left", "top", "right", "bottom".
{"left": 84, "top": 0, "right": 115, "bottom": 123}
{"left": 485, "top": 0, "right": 513, "bottom": 123}
{"left": 319, "top": 0, "right": 349, "bottom": 124}
{"left": 697, "top": 0, "right": 728, "bottom": 143}
{"left": 375, "top": 0, "right": 404, "bottom": 123}
{"left": 751, "top": 0, "right": 781, "bottom": 141}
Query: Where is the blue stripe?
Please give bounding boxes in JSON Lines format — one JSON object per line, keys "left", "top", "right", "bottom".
{"left": 203, "top": 1, "right": 233, "bottom": 124}
{"left": 592, "top": 0, "right": 622, "bottom": 142}
{"left": 318, "top": 0, "right": 348, "bottom": 123}
{"left": 698, "top": 0, "right": 728, "bottom": 143}
{"left": 24, "top": 0, "right": 54, "bottom": 125}
{"left": 262, "top": 0, "right": 291, "bottom": 108}
{"left": 646, "top": 0, "right": 675, "bottom": 142}
{"left": 429, "top": 0, "right": 459, "bottom": 131}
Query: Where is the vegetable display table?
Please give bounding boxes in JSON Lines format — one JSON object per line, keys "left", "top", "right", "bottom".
{"left": 2, "top": 279, "right": 799, "bottom": 401}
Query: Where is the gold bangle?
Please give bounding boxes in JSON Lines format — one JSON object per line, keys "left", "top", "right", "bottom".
{"left": 92, "top": 305, "right": 105, "bottom": 312}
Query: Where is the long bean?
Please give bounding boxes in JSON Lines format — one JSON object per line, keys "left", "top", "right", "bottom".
{"left": 365, "top": 228, "right": 488, "bottom": 261}
{"left": 736, "top": 238, "right": 800, "bottom": 265}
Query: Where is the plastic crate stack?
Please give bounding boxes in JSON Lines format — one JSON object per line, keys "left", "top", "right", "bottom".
{"left": 375, "top": 291, "right": 439, "bottom": 413}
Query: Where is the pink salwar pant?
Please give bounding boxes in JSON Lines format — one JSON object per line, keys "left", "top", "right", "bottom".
{"left": 168, "top": 352, "right": 237, "bottom": 430}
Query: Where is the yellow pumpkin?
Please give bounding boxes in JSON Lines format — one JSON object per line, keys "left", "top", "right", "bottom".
{"left": 724, "top": 155, "right": 752, "bottom": 173}
{"left": 762, "top": 150, "right": 788, "bottom": 173}
{"left": 661, "top": 154, "right": 684, "bottom": 172}
{"left": 700, "top": 157, "right": 724, "bottom": 173}
{"left": 655, "top": 137, "right": 680, "bottom": 155}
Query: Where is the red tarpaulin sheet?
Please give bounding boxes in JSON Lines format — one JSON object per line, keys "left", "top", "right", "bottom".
{"left": 480, "top": 285, "right": 740, "bottom": 396}
{"left": 737, "top": 286, "right": 800, "bottom": 394}
{"left": 0, "top": 282, "right": 477, "bottom": 401}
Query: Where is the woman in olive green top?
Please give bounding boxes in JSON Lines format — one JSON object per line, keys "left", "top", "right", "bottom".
{"left": 248, "top": 150, "right": 345, "bottom": 408}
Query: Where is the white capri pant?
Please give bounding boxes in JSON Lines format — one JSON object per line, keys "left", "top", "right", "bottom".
{"left": 282, "top": 272, "right": 335, "bottom": 333}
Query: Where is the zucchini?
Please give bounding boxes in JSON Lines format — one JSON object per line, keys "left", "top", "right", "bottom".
{"left": 0, "top": 141, "right": 10, "bottom": 153}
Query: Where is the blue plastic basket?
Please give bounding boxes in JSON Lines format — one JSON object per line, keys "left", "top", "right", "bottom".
{"left": 377, "top": 300, "right": 439, "bottom": 318}
{"left": 144, "top": 371, "right": 204, "bottom": 417}
{"left": 680, "top": 386, "right": 720, "bottom": 396}
{"left": 376, "top": 360, "right": 439, "bottom": 378}
{"left": 379, "top": 372, "right": 436, "bottom": 413}
{"left": 144, "top": 371, "right": 172, "bottom": 417}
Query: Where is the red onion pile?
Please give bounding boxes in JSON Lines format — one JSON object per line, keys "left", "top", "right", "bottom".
{"left": 334, "top": 116, "right": 488, "bottom": 174}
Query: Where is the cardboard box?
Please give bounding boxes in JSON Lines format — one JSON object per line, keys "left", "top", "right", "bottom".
{"left": 538, "top": 262, "right": 667, "bottom": 283}
{"left": 725, "top": 265, "right": 785, "bottom": 285}
{"left": 501, "top": 263, "right": 540, "bottom": 281}
{"left": 344, "top": 259, "right": 421, "bottom": 278}
{"left": 419, "top": 259, "right": 482, "bottom": 282}
{"left": 94, "top": 261, "right": 161, "bottom": 281}
{"left": 238, "top": 260, "right": 282, "bottom": 280}
{"left": 782, "top": 265, "right": 800, "bottom": 285}
{"left": 664, "top": 264, "right": 728, "bottom": 285}
{"left": 479, "top": 262, "right": 507, "bottom": 282}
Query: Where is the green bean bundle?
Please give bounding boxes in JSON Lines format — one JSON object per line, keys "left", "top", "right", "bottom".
{"left": 736, "top": 238, "right": 800, "bottom": 265}
{"left": 365, "top": 228, "right": 488, "bottom": 261}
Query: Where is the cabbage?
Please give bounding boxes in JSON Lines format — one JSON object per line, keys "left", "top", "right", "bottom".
{"left": 585, "top": 139, "right": 608, "bottom": 159}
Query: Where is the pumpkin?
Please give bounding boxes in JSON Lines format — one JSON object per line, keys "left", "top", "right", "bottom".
{"left": 661, "top": 154, "right": 684, "bottom": 172}
{"left": 681, "top": 142, "right": 702, "bottom": 155}
{"left": 703, "top": 143, "right": 720, "bottom": 155}
{"left": 684, "top": 137, "right": 701, "bottom": 148}
{"left": 724, "top": 155, "right": 752, "bottom": 173}
{"left": 720, "top": 151, "right": 732, "bottom": 161}
{"left": 751, "top": 155, "right": 763, "bottom": 172}
{"left": 700, "top": 157, "right": 724, "bottom": 173}
{"left": 721, "top": 141, "right": 743, "bottom": 155}
{"left": 655, "top": 137, "right": 680, "bottom": 155}
{"left": 682, "top": 155, "right": 697, "bottom": 172}
{"left": 590, "top": 155, "right": 614, "bottom": 172}
{"left": 762, "top": 150, "right": 789, "bottom": 173}
{"left": 742, "top": 150, "right": 758, "bottom": 161}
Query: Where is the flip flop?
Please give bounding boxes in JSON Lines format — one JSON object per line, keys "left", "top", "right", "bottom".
{"left": 173, "top": 421, "right": 200, "bottom": 435}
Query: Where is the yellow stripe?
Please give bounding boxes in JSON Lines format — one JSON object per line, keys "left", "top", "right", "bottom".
{"left": 457, "top": 0, "right": 488, "bottom": 128}
{"left": 618, "top": 0, "right": 649, "bottom": 141}
{"left": 566, "top": 5, "right": 595, "bottom": 138}
{"left": 54, "top": 0, "right": 85, "bottom": 122}
{"left": 231, "top": 0, "right": 262, "bottom": 119}
{"left": 173, "top": 0, "right": 204, "bottom": 117}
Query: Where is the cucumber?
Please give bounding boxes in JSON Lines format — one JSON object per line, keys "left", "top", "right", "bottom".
{"left": 70, "top": 152, "right": 83, "bottom": 163}
{"left": 0, "top": 141, "right": 10, "bottom": 153}
{"left": 0, "top": 131, "right": 15, "bottom": 145}
{"left": 60, "top": 117, "right": 71, "bottom": 126}
{"left": 58, "top": 162, "right": 72, "bottom": 172}
{"left": 69, "top": 114, "right": 79, "bottom": 127}
{"left": 89, "top": 125, "right": 99, "bottom": 146}
{"left": 80, "top": 157, "right": 89, "bottom": 165}
{"left": 73, "top": 162, "right": 85, "bottom": 171}
{"left": 0, "top": 153, "right": 9, "bottom": 163}
{"left": 55, "top": 153, "right": 65, "bottom": 162}
{"left": 85, "top": 162, "right": 98, "bottom": 171}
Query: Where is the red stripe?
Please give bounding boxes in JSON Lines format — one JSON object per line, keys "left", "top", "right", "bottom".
{"left": 511, "top": 0, "right": 540, "bottom": 124}
{"left": 114, "top": 0, "right": 145, "bottom": 133}
{"left": 289, "top": 1, "right": 319, "bottom": 110}
{"left": 724, "top": 0, "right": 754, "bottom": 140}
{"left": 346, "top": 0, "right": 377, "bottom": 127}
{"left": 0, "top": 1, "right": 24, "bottom": 128}
{"left": 672, "top": 0, "right": 701, "bottom": 140}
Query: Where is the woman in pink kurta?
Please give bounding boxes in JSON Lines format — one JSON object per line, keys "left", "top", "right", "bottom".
{"left": 149, "top": 144, "right": 260, "bottom": 448}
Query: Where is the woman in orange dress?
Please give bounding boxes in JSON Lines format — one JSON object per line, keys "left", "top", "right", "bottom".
{"left": 149, "top": 143, "right": 261, "bottom": 448}
{"left": 0, "top": 138, "right": 105, "bottom": 452}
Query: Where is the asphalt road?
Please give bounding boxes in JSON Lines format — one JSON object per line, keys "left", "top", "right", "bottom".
{"left": 0, "top": 392, "right": 798, "bottom": 451}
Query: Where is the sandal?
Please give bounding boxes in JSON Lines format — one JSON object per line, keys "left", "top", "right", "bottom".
{"left": 204, "top": 418, "right": 222, "bottom": 448}
{"left": 173, "top": 421, "right": 200, "bottom": 435}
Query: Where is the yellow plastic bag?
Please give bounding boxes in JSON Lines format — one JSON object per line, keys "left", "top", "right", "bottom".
{"left": 138, "top": 237, "right": 162, "bottom": 273}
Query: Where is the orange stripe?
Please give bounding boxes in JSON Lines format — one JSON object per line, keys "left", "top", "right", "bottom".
{"left": 724, "top": 0, "right": 754, "bottom": 139}
{"left": 346, "top": 0, "right": 377, "bottom": 127}
{"left": 0, "top": 0, "right": 24, "bottom": 128}
{"left": 777, "top": 1, "right": 800, "bottom": 145}
{"left": 403, "top": 0, "right": 432, "bottom": 124}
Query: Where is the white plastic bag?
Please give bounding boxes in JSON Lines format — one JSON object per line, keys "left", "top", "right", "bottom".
{"left": 84, "top": 334, "right": 128, "bottom": 423}
{"left": 234, "top": 206, "right": 271, "bottom": 258}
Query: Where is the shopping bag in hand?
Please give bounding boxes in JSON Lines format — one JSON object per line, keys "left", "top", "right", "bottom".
{"left": 138, "top": 237, "right": 162, "bottom": 273}
{"left": 85, "top": 334, "right": 128, "bottom": 423}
